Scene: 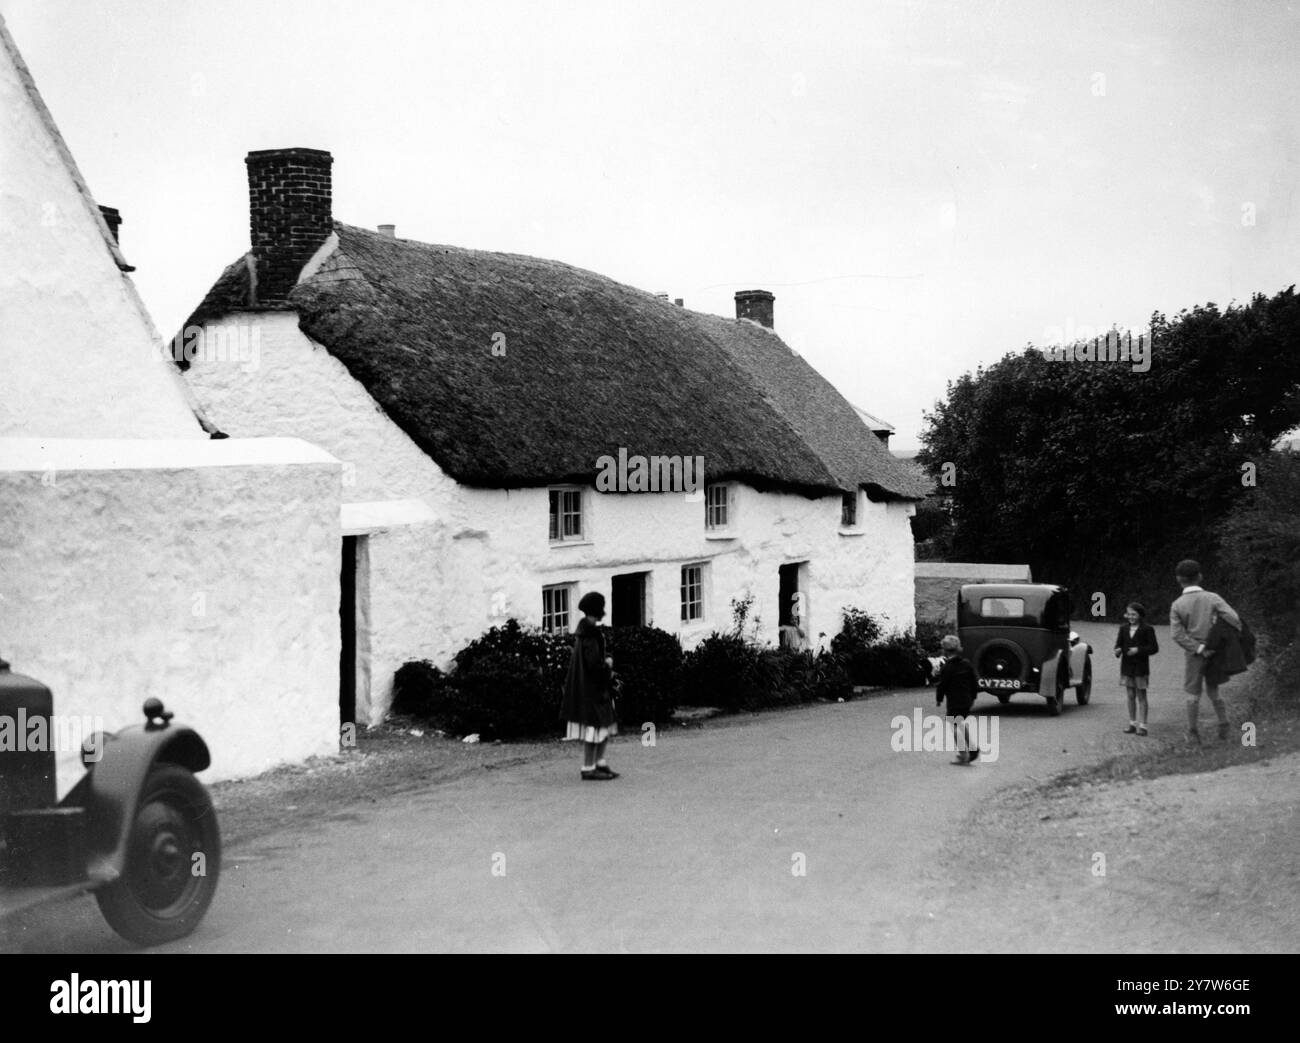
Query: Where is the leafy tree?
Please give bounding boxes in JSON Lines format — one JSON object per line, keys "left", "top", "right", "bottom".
{"left": 917, "top": 287, "right": 1300, "bottom": 619}
{"left": 1217, "top": 452, "right": 1300, "bottom": 648}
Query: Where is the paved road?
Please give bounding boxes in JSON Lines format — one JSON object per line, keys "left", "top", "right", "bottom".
{"left": 3, "top": 622, "right": 1190, "bottom": 953}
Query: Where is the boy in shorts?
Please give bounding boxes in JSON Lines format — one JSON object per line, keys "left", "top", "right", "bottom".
{"left": 1169, "top": 560, "right": 1241, "bottom": 744}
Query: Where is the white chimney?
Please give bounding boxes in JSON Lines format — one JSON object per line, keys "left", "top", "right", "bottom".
{"left": 378, "top": 224, "right": 396, "bottom": 238}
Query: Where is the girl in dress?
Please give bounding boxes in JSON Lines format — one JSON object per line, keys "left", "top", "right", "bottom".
{"left": 1114, "top": 602, "right": 1159, "bottom": 735}
{"left": 560, "top": 591, "right": 620, "bottom": 780}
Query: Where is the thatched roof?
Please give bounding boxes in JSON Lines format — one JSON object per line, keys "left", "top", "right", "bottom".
{"left": 183, "top": 223, "right": 926, "bottom": 499}
{"left": 892, "top": 455, "right": 938, "bottom": 497}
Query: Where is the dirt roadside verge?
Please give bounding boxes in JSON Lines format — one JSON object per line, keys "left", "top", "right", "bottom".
{"left": 931, "top": 694, "right": 1300, "bottom": 953}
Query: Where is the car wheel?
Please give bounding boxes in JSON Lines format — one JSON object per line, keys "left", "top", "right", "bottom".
{"left": 975, "top": 640, "right": 1027, "bottom": 690}
{"left": 96, "top": 763, "right": 221, "bottom": 946}
{"left": 1076, "top": 656, "right": 1092, "bottom": 705}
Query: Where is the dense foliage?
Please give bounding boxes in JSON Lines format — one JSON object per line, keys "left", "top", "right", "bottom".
{"left": 393, "top": 601, "right": 937, "bottom": 738}
{"left": 392, "top": 619, "right": 685, "bottom": 738}
{"left": 830, "top": 607, "right": 932, "bottom": 687}
{"left": 605, "top": 624, "right": 685, "bottom": 724}
{"left": 918, "top": 287, "right": 1300, "bottom": 619}
{"left": 1217, "top": 452, "right": 1300, "bottom": 702}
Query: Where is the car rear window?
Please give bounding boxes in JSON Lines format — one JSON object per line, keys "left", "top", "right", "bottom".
{"left": 980, "top": 597, "right": 1025, "bottom": 617}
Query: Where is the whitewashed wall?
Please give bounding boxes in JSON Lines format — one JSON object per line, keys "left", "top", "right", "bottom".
{"left": 185, "top": 313, "right": 916, "bottom": 723}
{"left": 0, "top": 438, "right": 342, "bottom": 794}
{"left": 0, "top": 29, "right": 203, "bottom": 441}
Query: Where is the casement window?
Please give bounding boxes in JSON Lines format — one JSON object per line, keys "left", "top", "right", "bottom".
{"left": 548, "top": 488, "right": 583, "bottom": 542}
{"left": 705, "top": 483, "right": 729, "bottom": 530}
{"left": 680, "top": 563, "right": 704, "bottom": 623}
{"left": 841, "top": 491, "right": 858, "bottom": 527}
{"left": 542, "top": 584, "right": 573, "bottom": 633}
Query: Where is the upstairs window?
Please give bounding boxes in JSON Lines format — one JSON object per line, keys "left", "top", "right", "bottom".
{"left": 841, "top": 492, "right": 858, "bottom": 527}
{"left": 549, "top": 488, "right": 583, "bottom": 542}
{"left": 705, "top": 483, "right": 729, "bottom": 530}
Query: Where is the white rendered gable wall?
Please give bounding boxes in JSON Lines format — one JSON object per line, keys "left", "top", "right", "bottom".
{"left": 0, "top": 27, "right": 203, "bottom": 440}
{"left": 185, "top": 312, "right": 917, "bottom": 723}
{"left": 0, "top": 438, "right": 342, "bottom": 792}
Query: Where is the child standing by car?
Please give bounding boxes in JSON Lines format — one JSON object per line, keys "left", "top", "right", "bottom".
{"left": 936, "top": 635, "right": 979, "bottom": 765}
{"left": 1114, "top": 602, "right": 1158, "bottom": 736}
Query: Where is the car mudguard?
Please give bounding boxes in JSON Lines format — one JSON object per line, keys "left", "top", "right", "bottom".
{"left": 62, "top": 722, "right": 211, "bottom": 882}
{"left": 1069, "top": 641, "right": 1091, "bottom": 685}
{"left": 1038, "top": 650, "right": 1062, "bottom": 698}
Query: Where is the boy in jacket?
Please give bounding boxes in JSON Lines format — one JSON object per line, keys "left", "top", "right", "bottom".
{"left": 936, "top": 635, "right": 980, "bottom": 765}
{"left": 1170, "top": 560, "right": 1241, "bottom": 744}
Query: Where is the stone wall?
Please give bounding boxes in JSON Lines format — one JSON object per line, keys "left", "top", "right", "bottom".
{"left": 915, "top": 562, "right": 1033, "bottom": 624}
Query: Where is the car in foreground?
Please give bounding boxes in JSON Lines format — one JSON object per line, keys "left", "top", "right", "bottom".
{"left": 0, "top": 657, "right": 220, "bottom": 945}
{"left": 957, "top": 583, "right": 1092, "bottom": 715}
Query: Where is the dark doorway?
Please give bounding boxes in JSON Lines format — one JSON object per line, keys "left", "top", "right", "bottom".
{"left": 778, "top": 562, "right": 800, "bottom": 627}
{"left": 611, "top": 572, "right": 647, "bottom": 627}
{"left": 339, "top": 535, "right": 357, "bottom": 726}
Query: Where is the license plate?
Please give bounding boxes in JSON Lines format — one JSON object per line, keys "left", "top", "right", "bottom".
{"left": 979, "top": 678, "right": 1019, "bottom": 690}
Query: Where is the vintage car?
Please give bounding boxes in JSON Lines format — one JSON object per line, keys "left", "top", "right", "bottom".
{"left": 0, "top": 657, "right": 220, "bottom": 945}
{"left": 957, "top": 583, "right": 1092, "bottom": 715}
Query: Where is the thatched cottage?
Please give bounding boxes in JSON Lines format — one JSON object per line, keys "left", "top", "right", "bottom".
{"left": 0, "top": 22, "right": 342, "bottom": 789}
{"left": 180, "top": 148, "right": 927, "bottom": 724}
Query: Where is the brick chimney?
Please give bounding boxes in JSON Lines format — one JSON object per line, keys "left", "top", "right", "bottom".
{"left": 245, "top": 148, "right": 333, "bottom": 305}
{"left": 98, "top": 205, "right": 122, "bottom": 245}
{"left": 735, "top": 289, "right": 774, "bottom": 329}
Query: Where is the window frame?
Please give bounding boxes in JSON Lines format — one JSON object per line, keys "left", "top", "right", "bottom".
{"left": 705, "top": 483, "right": 729, "bottom": 530}
{"left": 841, "top": 491, "right": 858, "bottom": 527}
{"left": 680, "top": 563, "right": 705, "bottom": 623}
{"left": 542, "top": 583, "right": 575, "bottom": 633}
{"left": 548, "top": 486, "right": 585, "bottom": 543}
{"left": 980, "top": 596, "right": 1026, "bottom": 619}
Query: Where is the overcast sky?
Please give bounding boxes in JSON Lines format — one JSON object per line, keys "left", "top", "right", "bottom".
{"left": 6, "top": 0, "right": 1298, "bottom": 446}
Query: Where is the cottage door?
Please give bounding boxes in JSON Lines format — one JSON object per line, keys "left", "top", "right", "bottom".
{"left": 611, "top": 572, "right": 647, "bottom": 627}
{"left": 778, "top": 562, "right": 809, "bottom": 650}
{"left": 778, "top": 563, "right": 800, "bottom": 628}
{"left": 339, "top": 535, "right": 358, "bottom": 725}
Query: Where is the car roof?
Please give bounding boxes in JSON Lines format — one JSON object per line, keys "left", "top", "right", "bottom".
{"left": 959, "top": 583, "right": 1065, "bottom": 599}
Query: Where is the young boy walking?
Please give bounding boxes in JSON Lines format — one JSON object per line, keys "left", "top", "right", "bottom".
{"left": 936, "top": 634, "right": 979, "bottom": 765}
{"left": 1169, "top": 559, "right": 1241, "bottom": 745}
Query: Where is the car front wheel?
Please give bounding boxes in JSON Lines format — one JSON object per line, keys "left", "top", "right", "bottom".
{"left": 96, "top": 763, "right": 221, "bottom": 946}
